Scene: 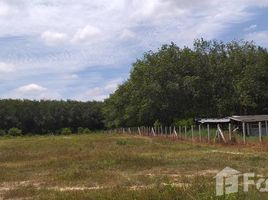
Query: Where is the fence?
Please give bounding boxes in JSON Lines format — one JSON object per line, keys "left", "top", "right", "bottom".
{"left": 107, "top": 123, "right": 268, "bottom": 144}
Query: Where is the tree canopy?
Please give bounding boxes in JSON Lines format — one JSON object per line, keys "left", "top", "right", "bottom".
{"left": 104, "top": 39, "right": 268, "bottom": 128}
{"left": 1, "top": 39, "right": 267, "bottom": 132}
{"left": 0, "top": 99, "right": 104, "bottom": 134}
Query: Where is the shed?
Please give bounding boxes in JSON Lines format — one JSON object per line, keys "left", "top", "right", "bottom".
{"left": 230, "top": 115, "right": 268, "bottom": 136}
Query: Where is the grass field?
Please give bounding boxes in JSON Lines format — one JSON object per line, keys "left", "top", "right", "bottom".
{"left": 1, "top": 133, "right": 268, "bottom": 199}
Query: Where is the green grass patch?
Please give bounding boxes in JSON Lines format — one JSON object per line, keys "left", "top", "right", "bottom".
{"left": 1, "top": 134, "right": 268, "bottom": 199}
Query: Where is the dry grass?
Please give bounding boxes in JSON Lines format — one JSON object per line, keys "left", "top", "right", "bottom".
{"left": 1, "top": 133, "right": 268, "bottom": 199}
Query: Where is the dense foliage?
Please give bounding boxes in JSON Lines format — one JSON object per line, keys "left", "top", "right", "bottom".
{"left": 0, "top": 100, "right": 104, "bottom": 134}
{"left": 104, "top": 39, "right": 268, "bottom": 128}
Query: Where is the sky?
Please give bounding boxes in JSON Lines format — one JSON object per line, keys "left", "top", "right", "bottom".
{"left": 0, "top": 0, "right": 268, "bottom": 101}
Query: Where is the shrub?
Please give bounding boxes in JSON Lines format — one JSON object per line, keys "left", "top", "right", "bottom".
{"left": 82, "top": 128, "right": 92, "bottom": 134}
{"left": 60, "top": 128, "right": 72, "bottom": 135}
{"left": 174, "top": 118, "right": 194, "bottom": 127}
{"left": 0, "top": 129, "right": 6, "bottom": 136}
{"left": 8, "top": 128, "right": 22, "bottom": 136}
{"left": 77, "top": 127, "right": 84, "bottom": 134}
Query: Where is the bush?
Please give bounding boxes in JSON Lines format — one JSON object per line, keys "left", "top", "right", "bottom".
{"left": 174, "top": 118, "right": 194, "bottom": 127}
{"left": 60, "top": 128, "right": 72, "bottom": 135}
{"left": 83, "top": 128, "right": 92, "bottom": 134}
{"left": 8, "top": 128, "right": 22, "bottom": 136}
{"left": 0, "top": 129, "right": 6, "bottom": 136}
{"left": 77, "top": 127, "right": 84, "bottom": 134}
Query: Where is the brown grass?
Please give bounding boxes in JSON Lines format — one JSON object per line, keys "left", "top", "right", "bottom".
{"left": 1, "top": 133, "right": 268, "bottom": 199}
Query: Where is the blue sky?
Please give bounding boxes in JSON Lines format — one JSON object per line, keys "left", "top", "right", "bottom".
{"left": 0, "top": 0, "right": 268, "bottom": 101}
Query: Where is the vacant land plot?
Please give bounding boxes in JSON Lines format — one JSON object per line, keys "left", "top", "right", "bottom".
{"left": 1, "top": 134, "right": 268, "bottom": 199}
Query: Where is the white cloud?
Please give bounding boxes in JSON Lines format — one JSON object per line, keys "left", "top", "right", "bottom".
{"left": 63, "top": 74, "right": 79, "bottom": 80}
{"left": 41, "top": 31, "right": 68, "bottom": 45}
{"left": 0, "top": 62, "right": 15, "bottom": 73}
{"left": 72, "top": 25, "right": 102, "bottom": 43}
{"left": 0, "top": 2, "right": 12, "bottom": 17}
{"left": 3, "top": 83, "right": 61, "bottom": 100}
{"left": 1, "top": 0, "right": 268, "bottom": 100}
{"left": 120, "top": 29, "right": 136, "bottom": 40}
{"left": 244, "top": 31, "right": 268, "bottom": 46}
{"left": 75, "top": 78, "right": 123, "bottom": 101}
{"left": 17, "top": 84, "right": 47, "bottom": 93}
{"left": 244, "top": 24, "right": 257, "bottom": 32}
{"left": 104, "top": 78, "right": 123, "bottom": 91}
{"left": 83, "top": 87, "right": 108, "bottom": 101}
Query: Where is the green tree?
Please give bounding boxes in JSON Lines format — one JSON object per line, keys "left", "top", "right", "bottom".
{"left": 8, "top": 128, "right": 22, "bottom": 136}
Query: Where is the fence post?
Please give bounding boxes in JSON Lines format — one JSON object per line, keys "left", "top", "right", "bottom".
{"left": 259, "top": 122, "right": 262, "bottom": 142}
{"left": 184, "top": 126, "right": 187, "bottom": 139}
{"left": 228, "top": 123, "right": 232, "bottom": 141}
{"left": 207, "top": 124, "right": 210, "bottom": 142}
{"left": 174, "top": 127, "right": 178, "bottom": 137}
{"left": 191, "top": 125, "right": 194, "bottom": 141}
{"left": 242, "top": 122, "right": 246, "bottom": 144}
{"left": 265, "top": 121, "right": 268, "bottom": 136}
{"left": 247, "top": 123, "right": 250, "bottom": 136}
{"left": 198, "top": 124, "right": 201, "bottom": 142}
{"left": 152, "top": 127, "right": 156, "bottom": 137}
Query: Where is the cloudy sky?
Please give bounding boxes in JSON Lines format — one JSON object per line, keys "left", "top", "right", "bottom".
{"left": 0, "top": 0, "right": 268, "bottom": 101}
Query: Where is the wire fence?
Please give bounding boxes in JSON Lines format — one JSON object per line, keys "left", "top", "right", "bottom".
{"left": 106, "top": 123, "right": 268, "bottom": 145}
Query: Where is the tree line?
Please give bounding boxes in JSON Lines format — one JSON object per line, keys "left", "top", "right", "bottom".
{"left": 0, "top": 99, "right": 104, "bottom": 135}
{"left": 103, "top": 39, "right": 268, "bottom": 128}
{"left": 1, "top": 39, "right": 267, "bottom": 134}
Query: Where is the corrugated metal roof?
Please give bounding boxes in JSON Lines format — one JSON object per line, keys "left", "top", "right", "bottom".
{"left": 230, "top": 115, "right": 268, "bottom": 122}
{"left": 198, "top": 118, "right": 230, "bottom": 124}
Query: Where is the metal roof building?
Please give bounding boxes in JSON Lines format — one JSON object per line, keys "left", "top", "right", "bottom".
{"left": 230, "top": 115, "right": 268, "bottom": 142}
{"left": 197, "top": 115, "right": 268, "bottom": 143}
{"left": 230, "top": 115, "right": 268, "bottom": 123}
{"left": 197, "top": 118, "right": 230, "bottom": 124}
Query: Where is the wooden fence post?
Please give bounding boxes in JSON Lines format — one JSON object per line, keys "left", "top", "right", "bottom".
{"left": 174, "top": 127, "right": 178, "bottom": 137}
{"left": 265, "top": 121, "right": 268, "bottom": 136}
{"left": 152, "top": 127, "right": 156, "bottom": 137}
{"left": 259, "top": 122, "right": 262, "bottom": 142}
{"left": 191, "top": 125, "right": 194, "bottom": 141}
{"left": 228, "top": 123, "right": 232, "bottom": 141}
{"left": 242, "top": 122, "right": 246, "bottom": 144}
{"left": 247, "top": 123, "right": 250, "bottom": 136}
{"left": 198, "top": 124, "right": 201, "bottom": 142}
{"left": 207, "top": 124, "right": 210, "bottom": 142}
